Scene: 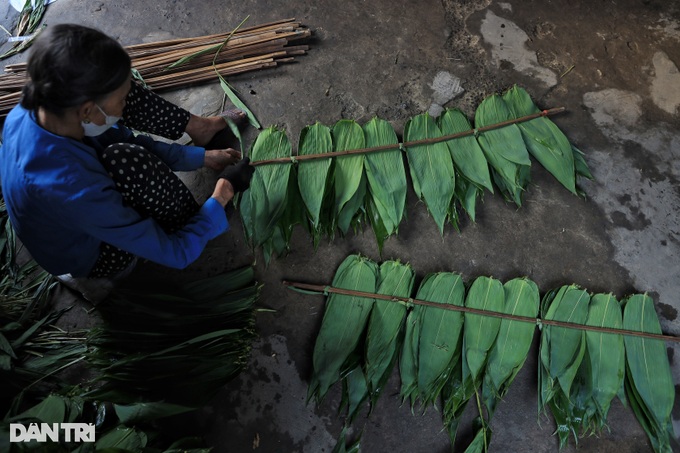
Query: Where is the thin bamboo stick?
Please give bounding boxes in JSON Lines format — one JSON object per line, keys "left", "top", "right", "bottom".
{"left": 283, "top": 281, "right": 680, "bottom": 343}
{"left": 126, "top": 26, "right": 299, "bottom": 58}
{"left": 146, "top": 57, "right": 277, "bottom": 85}
{"left": 124, "top": 18, "right": 298, "bottom": 51}
{"left": 146, "top": 62, "right": 278, "bottom": 90}
{"left": 251, "top": 108, "right": 567, "bottom": 166}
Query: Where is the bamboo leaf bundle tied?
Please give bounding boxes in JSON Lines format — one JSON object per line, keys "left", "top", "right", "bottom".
{"left": 401, "top": 272, "right": 465, "bottom": 408}
{"left": 474, "top": 94, "right": 532, "bottom": 206}
{"left": 332, "top": 120, "right": 368, "bottom": 235}
{"left": 363, "top": 118, "right": 407, "bottom": 251}
{"left": 623, "top": 294, "right": 675, "bottom": 453}
{"left": 239, "top": 126, "right": 293, "bottom": 263}
{"left": 538, "top": 285, "right": 591, "bottom": 449}
{"left": 482, "top": 277, "right": 539, "bottom": 418}
{"left": 503, "top": 86, "right": 578, "bottom": 194}
{"left": 298, "top": 122, "right": 333, "bottom": 246}
{"left": 404, "top": 113, "right": 456, "bottom": 233}
{"left": 364, "top": 261, "right": 414, "bottom": 407}
{"left": 580, "top": 293, "right": 625, "bottom": 434}
{"left": 438, "top": 109, "right": 493, "bottom": 222}
{"left": 308, "top": 255, "right": 377, "bottom": 404}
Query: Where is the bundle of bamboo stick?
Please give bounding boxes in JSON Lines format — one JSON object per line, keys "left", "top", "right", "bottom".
{"left": 0, "top": 18, "right": 310, "bottom": 117}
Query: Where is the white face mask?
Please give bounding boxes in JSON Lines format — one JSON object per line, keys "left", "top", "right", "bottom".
{"left": 81, "top": 104, "right": 121, "bottom": 137}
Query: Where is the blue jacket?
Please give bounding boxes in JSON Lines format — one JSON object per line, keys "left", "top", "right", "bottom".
{"left": 0, "top": 105, "right": 228, "bottom": 277}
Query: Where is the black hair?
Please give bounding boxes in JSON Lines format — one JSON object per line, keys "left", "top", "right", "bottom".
{"left": 21, "top": 24, "right": 132, "bottom": 115}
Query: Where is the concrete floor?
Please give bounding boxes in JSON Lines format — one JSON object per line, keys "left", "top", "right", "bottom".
{"left": 1, "top": 0, "right": 679, "bottom": 452}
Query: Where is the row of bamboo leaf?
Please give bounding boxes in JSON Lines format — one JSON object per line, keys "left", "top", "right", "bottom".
{"left": 240, "top": 86, "right": 593, "bottom": 263}
{"left": 0, "top": 18, "right": 310, "bottom": 116}
{"left": 294, "top": 254, "right": 675, "bottom": 453}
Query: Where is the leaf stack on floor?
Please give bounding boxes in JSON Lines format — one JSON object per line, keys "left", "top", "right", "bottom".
{"left": 87, "top": 267, "right": 259, "bottom": 407}
{"left": 301, "top": 255, "right": 676, "bottom": 453}
{"left": 241, "top": 86, "right": 593, "bottom": 262}
{"left": 0, "top": 261, "right": 259, "bottom": 449}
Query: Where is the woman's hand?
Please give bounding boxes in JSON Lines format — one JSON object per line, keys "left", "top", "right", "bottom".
{"left": 204, "top": 149, "right": 241, "bottom": 171}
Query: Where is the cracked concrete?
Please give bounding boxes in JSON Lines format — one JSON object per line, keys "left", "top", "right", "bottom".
{"left": 1, "top": 0, "right": 679, "bottom": 451}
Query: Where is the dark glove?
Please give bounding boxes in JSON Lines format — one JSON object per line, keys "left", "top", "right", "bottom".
{"left": 219, "top": 157, "right": 254, "bottom": 193}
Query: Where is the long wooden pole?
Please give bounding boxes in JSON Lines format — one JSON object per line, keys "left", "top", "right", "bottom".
{"left": 0, "top": 18, "right": 309, "bottom": 117}
{"left": 283, "top": 281, "right": 680, "bottom": 343}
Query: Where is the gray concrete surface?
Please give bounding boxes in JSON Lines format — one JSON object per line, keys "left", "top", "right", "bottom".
{"left": 2, "top": 0, "right": 679, "bottom": 452}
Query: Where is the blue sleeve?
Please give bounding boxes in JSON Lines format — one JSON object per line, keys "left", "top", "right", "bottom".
{"left": 59, "top": 176, "right": 229, "bottom": 269}
{"left": 101, "top": 124, "right": 205, "bottom": 171}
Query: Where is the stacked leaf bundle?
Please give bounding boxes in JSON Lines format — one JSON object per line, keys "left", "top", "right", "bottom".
{"left": 0, "top": 18, "right": 310, "bottom": 116}
{"left": 240, "top": 86, "right": 593, "bottom": 262}
{"left": 86, "top": 267, "right": 259, "bottom": 407}
{"left": 2, "top": 193, "right": 257, "bottom": 448}
{"left": 297, "top": 255, "right": 676, "bottom": 453}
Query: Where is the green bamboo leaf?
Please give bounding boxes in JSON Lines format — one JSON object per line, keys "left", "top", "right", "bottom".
{"left": 217, "top": 73, "right": 261, "bottom": 129}
{"left": 365, "top": 196, "right": 390, "bottom": 253}
{"left": 341, "top": 365, "right": 370, "bottom": 423}
{"left": 502, "top": 86, "right": 576, "bottom": 194}
{"left": 363, "top": 117, "right": 406, "bottom": 246}
{"left": 483, "top": 277, "right": 539, "bottom": 416}
{"left": 404, "top": 113, "right": 456, "bottom": 233}
{"left": 438, "top": 109, "right": 493, "bottom": 193}
{"left": 10, "top": 394, "right": 67, "bottom": 423}
{"left": 169, "top": 42, "right": 226, "bottom": 69}
{"left": 332, "top": 120, "right": 366, "bottom": 235}
{"left": 572, "top": 145, "right": 594, "bottom": 180}
{"left": 464, "top": 276, "right": 505, "bottom": 381}
{"left": 463, "top": 425, "right": 490, "bottom": 453}
{"left": 365, "top": 261, "right": 414, "bottom": 403}
{"left": 337, "top": 172, "right": 367, "bottom": 235}
{"left": 264, "top": 166, "right": 306, "bottom": 263}
{"left": 298, "top": 123, "right": 333, "bottom": 230}
{"left": 309, "top": 255, "right": 377, "bottom": 403}
{"left": 538, "top": 284, "right": 590, "bottom": 448}
{"left": 181, "top": 267, "right": 255, "bottom": 300}
{"left": 415, "top": 272, "right": 465, "bottom": 406}
{"left": 240, "top": 127, "right": 292, "bottom": 248}
{"left": 442, "top": 358, "right": 476, "bottom": 446}
{"left": 399, "top": 302, "right": 421, "bottom": 406}
{"left": 542, "top": 285, "right": 590, "bottom": 393}
{"left": 569, "top": 340, "right": 594, "bottom": 438}
{"left": 474, "top": 94, "right": 531, "bottom": 206}
{"left": 584, "top": 293, "right": 624, "bottom": 428}
{"left": 623, "top": 294, "right": 674, "bottom": 452}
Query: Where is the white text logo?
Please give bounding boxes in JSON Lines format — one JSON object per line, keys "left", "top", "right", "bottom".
{"left": 9, "top": 423, "right": 95, "bottom": 443}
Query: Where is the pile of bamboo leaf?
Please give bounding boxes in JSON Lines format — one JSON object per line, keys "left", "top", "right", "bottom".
{"left": 0, "top": 265, "right": 260, "bottom": 450}
{"left": 86, "top": 268, "right": 260, "bottom": 406}
{"left": 0, "top": 18, "right": 310, "bottom": 116}
{"left": 240, "top": 86, "right": 592, "bottom": 262}
{"left": 289, "top": 254, "right": 676, "bottom": 453}
{"left": 2, "top": 196, "right": 261, "bottom": 448}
